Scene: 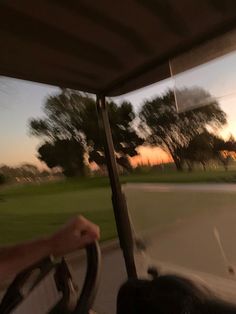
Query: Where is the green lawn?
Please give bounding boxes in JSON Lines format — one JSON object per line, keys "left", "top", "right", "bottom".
{"left": 0, "top": 179, "right": 115, "bottom": 244}
{"left": 0, "top": 170, "right": 236, "bottom": 245}
{"left": 123, "top": 169, "right": 236, "bottom": 183}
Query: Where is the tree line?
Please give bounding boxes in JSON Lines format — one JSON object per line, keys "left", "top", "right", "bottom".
{"left": 0, "top": 164, "right": 53, "bottom": 184}
{"left": 27, "top": 87, "right": 235, "bottom": 177}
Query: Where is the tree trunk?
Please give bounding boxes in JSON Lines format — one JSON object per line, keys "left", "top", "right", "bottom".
{"left": 201, "top": 161, "right": 206, "bottom": 172}
{"left": 117, "top": 156, "right": 133, "bottom": 173}
{"left": 172, "top": 155, "right": 183, "bottom": 171}
{"left": 186, "top": 161, "right": 193, "bottom": 172}
{"left": 223, "top": 162, "right": 228, "bottom": 171}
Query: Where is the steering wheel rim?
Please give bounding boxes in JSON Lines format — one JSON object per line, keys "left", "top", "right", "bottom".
{"left": 0, "top": 241, "right": 101, "bottom": 314}
{"left": 75, "top": 241, "right": 101, "bottom": 314}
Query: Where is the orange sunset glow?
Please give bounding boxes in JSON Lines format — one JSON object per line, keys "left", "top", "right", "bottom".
{"left": 130, "top": 146, "right": 172, "bottom": 167}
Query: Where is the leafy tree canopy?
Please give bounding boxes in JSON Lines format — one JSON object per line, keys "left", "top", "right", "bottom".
{"left": 30, "top": 89, "right": 143, "bottom": 176}
{"left": 139, "top": 88, "right": 227, "bottom": 170}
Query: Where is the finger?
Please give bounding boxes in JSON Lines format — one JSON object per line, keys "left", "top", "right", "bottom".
{"left": 77, "top": 216, "right": 98, "bottom": 232}
{"left": 78, "top": 233, "right": 98, "bottom": 248}
{"left": 73, "top": 226, "right": 99, "bottom": 239}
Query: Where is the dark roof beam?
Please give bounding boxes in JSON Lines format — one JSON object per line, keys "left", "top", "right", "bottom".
{"left": 0, "top": 63, "right": 98, "bottom": 95}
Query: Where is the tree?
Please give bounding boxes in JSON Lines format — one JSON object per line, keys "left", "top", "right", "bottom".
{"left": 19, "top": 163, "right": 41, "bottom": 178}
{"left": 84, "top": 100, "right": 144, "bottom": 172}
{"left": 212, "top": 135, "right": 236, "bottom": 171}
{"left": 0, "top": 164, "right": 47, "bottom": 182}
{"left": 178, "top": 131, "right": 215, "bottom": 171}
{"left": 30, "top": 89, "right": 143, "bottom": 176}
{"left": 175, "top": 132, "right": 236, "bottom": 171}
{"left": 139, "top": 88, "right": 227, "bottom": 171}
{"left": 38, "top": 139, "right": 85, "bottom": 177}
{"left": 30, "top": 89, "right": 93, "bottom": 177}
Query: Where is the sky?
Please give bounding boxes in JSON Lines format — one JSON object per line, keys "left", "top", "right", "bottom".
{"left": 1, "top": 50, "right": 236, "bottom": 169}
{"left": 0, "top": 79, "right": 58, "bottom": 168}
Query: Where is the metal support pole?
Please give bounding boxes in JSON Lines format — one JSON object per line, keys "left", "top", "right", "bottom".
{"left": 96, "top": 95, "right": 137, "bottom": 279}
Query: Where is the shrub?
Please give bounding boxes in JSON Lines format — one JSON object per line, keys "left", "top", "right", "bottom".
{"left": 0, "top": 173, "right": 6, "bottom": 185}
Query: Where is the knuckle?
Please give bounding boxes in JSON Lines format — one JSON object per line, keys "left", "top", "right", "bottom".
{"left": 75, "top": 215, "right": 83, "bottom": 226}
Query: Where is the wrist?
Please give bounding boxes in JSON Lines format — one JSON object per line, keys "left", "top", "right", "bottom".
{"left": 45, "top": 234, "right": 62, "bottom": 257}
{"left": 40, "top": 235, "right": 55, "bottom": 257}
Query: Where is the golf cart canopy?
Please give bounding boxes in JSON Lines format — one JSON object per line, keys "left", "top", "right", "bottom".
{"left": 1, "top": 0, "right": 236, "bottom": 96}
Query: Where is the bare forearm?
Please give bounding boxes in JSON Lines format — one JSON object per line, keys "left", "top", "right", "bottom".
{"left": 0, "top": 215, "right": 100, "bottom": 282}
{"left": 0, "top": 237, "right": 53, "bottom": 281}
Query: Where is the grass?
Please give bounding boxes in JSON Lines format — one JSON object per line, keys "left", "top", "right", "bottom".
{"left": 0, "top": 180, "right": 115, "bottom": 244}
{"left": 0, "top": 169, "right": 236, "bottom": 245}
{"left": 122, "top": 169, "right": 236, "bottom": 183}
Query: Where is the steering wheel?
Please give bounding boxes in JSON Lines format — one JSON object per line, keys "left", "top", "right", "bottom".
{"left": 0, "top": 241, "right": 101, "bottom": 314}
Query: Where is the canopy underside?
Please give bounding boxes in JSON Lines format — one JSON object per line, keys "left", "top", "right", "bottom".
{"left": 1, "top": 0, "right": 236, "bottom": 96}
